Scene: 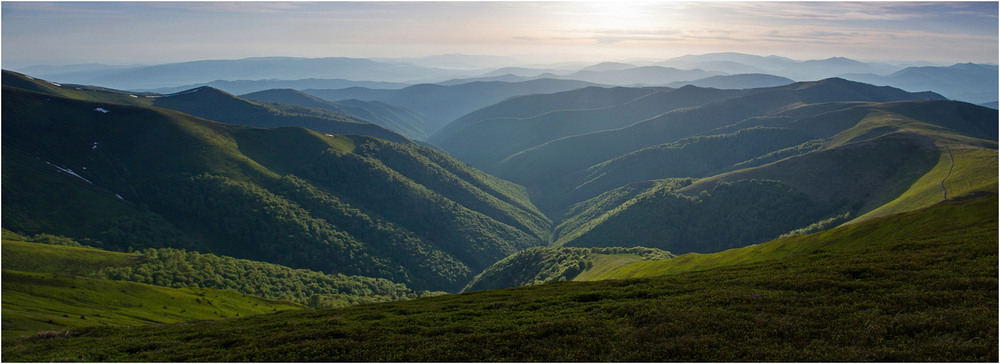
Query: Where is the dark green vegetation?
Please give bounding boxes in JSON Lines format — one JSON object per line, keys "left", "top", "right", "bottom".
{"left": 2, "top": 270, "right": 302, "bottom": 340}
{"left": 4, "top": 194, "right": 995, "bottom": 361}
{"left": 429, "top": 78, "right": 996, "bottom": 255}
{"left": 1, "top": 233, "right": 305, "bottom": 338}
{"left": 2, "top": 233, "right": 438, "bottom": 307}
{"left": 464, "top": 246, "right": 673, "bottom": 291}
{"left": 2, "top": 73, "right": 551, "bottom": 293}
{"left": 3, "top": 67, "right": 997, "bottom": 361}
{"left": 150, "top": 87, "right": 412, "bottom": 144}
{"left": 242, "top": 88, "right": 429, "bottom": 140}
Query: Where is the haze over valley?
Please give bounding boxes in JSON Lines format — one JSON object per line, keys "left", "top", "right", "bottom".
{"left": 2, "top": 1, "right": 997, "bottom": 361}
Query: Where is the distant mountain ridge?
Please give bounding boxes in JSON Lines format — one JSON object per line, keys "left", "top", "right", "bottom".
{"left": 18, "top": 56, "right": 481, "bottom": 90}
{"left": 657, "top": 52, "right": 902, "bottom": 80}
{"left": 841, "top": 63, "right": 999, "bottom": 104}
{"left": 666, "top": 73, "right": 795, "bottom": 89}
{"left": 304, "top": 78, "right": 600, "bottom": 134}
{"left": 147, "top": 78, "right": 411, "bottom": 95}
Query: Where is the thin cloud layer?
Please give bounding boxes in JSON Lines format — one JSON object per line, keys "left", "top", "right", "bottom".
{"left": 2, "top": 1, "right": 996, "bottom": 68}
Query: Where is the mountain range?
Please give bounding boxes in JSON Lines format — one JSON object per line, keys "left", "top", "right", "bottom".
{"left": 302, "top": 78, "right": 600, "bottom": 134}
{"left": 18, "top": 54, "right": 995, "bottom": 115}
{"left": 1, "top": 56, "right": 996, "bottom": 360}
{"left": 17, "top": 57, "right": 482, "bottom": 90}
{"left": 432, "top": 78, "right": 996, "bottom": 256}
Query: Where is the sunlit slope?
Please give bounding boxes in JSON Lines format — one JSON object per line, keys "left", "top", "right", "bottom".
{"left": 4, "top": 194, "right": 995, "bottom": 362}
{"left": 463, "top": 246, "right": 673, "bottom": 291}
{"left": 584, "top": 193, "right": 996, "bottom": 281}
{"left": 2, "top": 270, "right": 303, "bottom": 339}
{"left": 2, "top": 234, "right": 439, "bottom": 307}
{"left": 489, "top": 79, "right": 947, "bottom": 212}
{"left": 2, "top": 84, "right": 550, "bottom": 292}
{"left": 679, "top": 103, "right": 997, "bottom": 216}
{"left": 2, "top": 235, "right": 303, "bottom": 339}
{"left": 552, "top": 100, "right": 996, "bottom": 254}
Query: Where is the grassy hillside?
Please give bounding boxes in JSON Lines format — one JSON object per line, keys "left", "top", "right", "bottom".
{"left": 849, "top": 146, "right": 997, "bottom": 222}
{"left": 2, "top": 83, "right": 550, "bottom": 292}
{"left": 2, "top": 270, "right": 303, "bottom": 339}
{"left": 529, "top": 86, "right": 996, "bottom": 254}
{"left": 464, "top": 246, "right": 673, "bottom": 291}
{"left": 4, "top": 194, "right": 994, "bottom": 361}
{"left": 3, "top": 236, "right": 439, "bottom": 307}
{"left": 585, "top": 193, "right": 997, "bottom": 280}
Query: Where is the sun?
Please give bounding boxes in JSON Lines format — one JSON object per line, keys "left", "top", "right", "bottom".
{"left": 578, "top": 1, "right": 666, "bottom": 32}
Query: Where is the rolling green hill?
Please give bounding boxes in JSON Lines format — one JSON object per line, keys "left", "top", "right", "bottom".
{"left": 1, "top": 232, "right": 305, "bottom": 339}
{"left": 583, "top": 193, "right": 997, "bottom": 280}
{"left": 2, "top": 270, "right": 303, "bottom": 339}
{"left": 492, "top": 79, "right": 949, "bottom": 212}
{"left": 553, "top": 122, "right": 995, "bottom": 254}
{"left": 2, "top": 82, "right": 550, "bottom": 292}
{"left": 4, "top": 193, "right": 994, "bottom": 361}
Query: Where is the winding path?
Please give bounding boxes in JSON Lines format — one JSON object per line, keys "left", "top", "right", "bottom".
{"left": 939, "top": 145, "right": 954, "bottom": 200}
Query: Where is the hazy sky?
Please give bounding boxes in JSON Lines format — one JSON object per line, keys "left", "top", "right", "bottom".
{"left": 2, "top": 1, "right": 997, "bottom": 68}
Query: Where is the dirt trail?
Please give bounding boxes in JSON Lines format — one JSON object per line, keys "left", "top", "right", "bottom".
{"left": 939, "top": 145, "right": 954, "bottom": 200}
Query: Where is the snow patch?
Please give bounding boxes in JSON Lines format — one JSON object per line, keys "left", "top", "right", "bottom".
{"left": 94, "top": 107, "right": 109, "bottom": 113}
{"left": 115, "top": 194, "right": 124, "bottom": 200}
{"left": 24, "top": 75, "right": 35, "bottom": 80}
{"left": 45, "top": 162, "right": 93, "bottom": 184}
{"left": 129, "top": 94, "right": 138, "bottom": 98}
{"left": 166, "top": 88, "right": 202, "bottom": 97}
{"left": 325, "top": 134, "right": 335, "bottom": 137}
{"left": 47, "top": 81, "right": 61, "bottom": 87}
{"left": 92, "top": 142, "right": 99, "bottom": 150}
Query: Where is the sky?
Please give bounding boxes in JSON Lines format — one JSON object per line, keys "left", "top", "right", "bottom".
{"left": 2, "top": 1, "right": 997, "bottom": 69}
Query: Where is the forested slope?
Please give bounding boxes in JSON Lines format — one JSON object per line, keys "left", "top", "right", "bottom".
{"left": 2, "top": 82, "right": 550, "bottom": 292}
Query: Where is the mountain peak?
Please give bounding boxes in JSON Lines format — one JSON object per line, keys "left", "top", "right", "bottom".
{"left": 164, "top": 85, "right": 230, "bottom": 97}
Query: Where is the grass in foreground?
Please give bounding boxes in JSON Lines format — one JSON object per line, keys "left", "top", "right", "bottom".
{"left": 3, "top": 194, "right": 995, "bottom": 362}
{"left": 2, "top": 270, "right": 302, "bottom": 339}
